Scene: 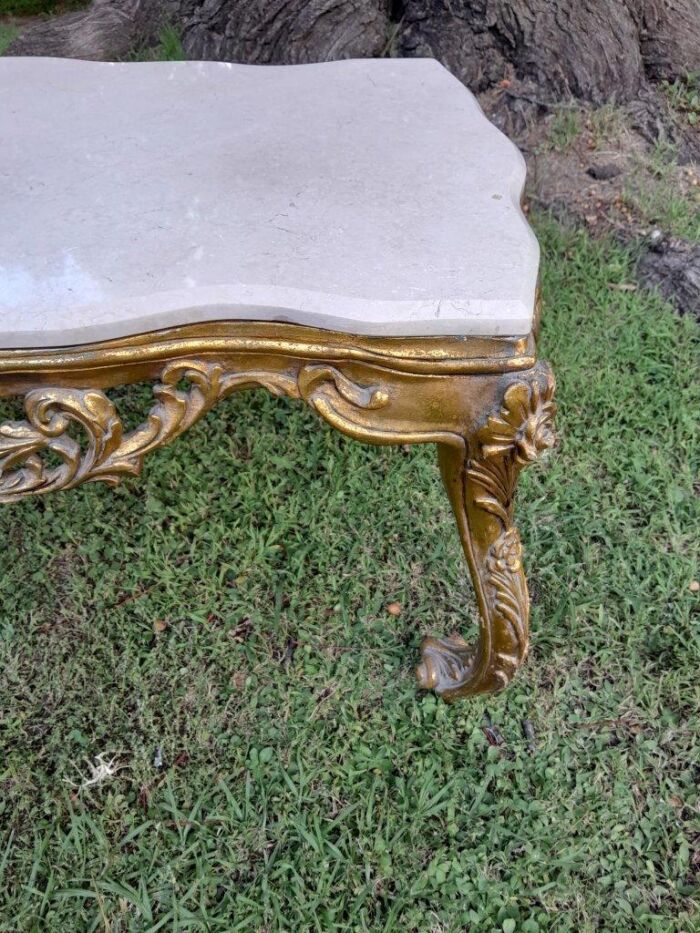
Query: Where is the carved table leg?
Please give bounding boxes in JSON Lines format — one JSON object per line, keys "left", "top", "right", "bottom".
{"left": 416, "top": 364, "right": 556, "bottom": 701}
{"left": 0, "top": 320, "right": 554, "bottom": 701}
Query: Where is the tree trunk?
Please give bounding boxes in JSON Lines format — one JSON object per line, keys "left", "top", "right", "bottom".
{"left": 396, "top": 0, "right": 700, "bottom": 105}
{"left": 172, "top": 0, "right": 392, "bottom": 63}
{"left": 640, "top": 0, "right": 700, "bottom": 83}
{"left": 637, "top": 238, "right": 700, "bottom": 320}
{"left": 6, "top": 0, "right": 700, "bottom": 102}
{"left": 4, "top": 0, "right": 161, "bottom": 60}
{"left": 6, "top": 0, "right": 392, "bottom": 64}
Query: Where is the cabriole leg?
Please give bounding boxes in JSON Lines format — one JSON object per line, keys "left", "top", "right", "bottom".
{"left": 416, "top": 363, "right": 556, "bottom": 701}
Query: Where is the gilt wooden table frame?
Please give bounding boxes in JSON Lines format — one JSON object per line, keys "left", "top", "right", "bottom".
{"left": 0, "top": 318, "right": 555, "bottom": 702}
{"left": 1, "top": 56, "right": 556, "bottom": 700}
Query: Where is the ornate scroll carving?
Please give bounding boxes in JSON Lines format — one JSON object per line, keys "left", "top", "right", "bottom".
{"left": 416, "top": 364, "right": 556, "bottom": 700}
{"left": 0, "top": 359, "right": 393, "bottom": 503}
{"left": 298, "top": 363, "right": 391, "bottom": 439}
{"left": 0, "top": 327, "right": 557, "bottom": 703}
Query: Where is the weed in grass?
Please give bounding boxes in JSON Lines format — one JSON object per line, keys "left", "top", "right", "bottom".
{"left": 662, "top": 72, "right": 700, "bottom": 127}
{"left": 0, "top": 23, "right": 17, "bottom": 54}
{"left": 622, "top": 141, "right": 700, "bottom": 242}
{"left": 127, "top": 25, "right": 186, "bottom": 63}
{"left": 543, "top": 106, "right": 582, "bottom": 152}
{"left": 647, "top": 139, "right": 680, "bottom": 180}
{"left": 586, "top": 103, "right": 626, "bottom": 149}
{"left": 0, "top": 219, "right": 698, "bottom": 929}
{"left": 622, "top": 181, "right": 700, "bottom": 243}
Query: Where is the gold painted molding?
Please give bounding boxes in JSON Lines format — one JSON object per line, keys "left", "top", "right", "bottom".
{"left": 0, "top": 321, "right": 536, "bottom": 389}
{"left": 0, "top": 320, "right": 555, "bottom": 700}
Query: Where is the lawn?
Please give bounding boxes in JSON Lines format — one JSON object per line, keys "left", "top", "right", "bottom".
{"left": 0, "top": 220, "right": 698, "bottom": 931}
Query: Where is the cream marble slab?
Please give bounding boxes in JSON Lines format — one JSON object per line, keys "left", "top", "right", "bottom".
{"left": 0, "top": 57, "right": 538, "bottom": 348}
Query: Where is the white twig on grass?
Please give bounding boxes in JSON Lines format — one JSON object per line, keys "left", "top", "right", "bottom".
{"left": 64, "top": 753, "right": 124, "bottom": 790}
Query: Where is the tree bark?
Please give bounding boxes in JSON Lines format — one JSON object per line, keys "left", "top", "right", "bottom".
{"left": 7, "top": 0, "right": 392, "bottom": 64}
{"left": 396, "top": 0, "right": 700, "bottom": 105}
{"left": 4, "top": 0, "right": 161, "bottom": 60}
{"left": 637, "top": 238, "right": 700, "bottom": 320}
{"left": 173, "top": 0, "right": 392, "bottom": 63}
{"left": 6, "top": 0, "right": 700, "bottom": 102}
{"left": 640, "top": 0, "right": 700, "bottom": 82}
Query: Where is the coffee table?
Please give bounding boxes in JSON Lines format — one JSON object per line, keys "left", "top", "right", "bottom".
{"left": 0, "top": 56, "right": 555, "bottom": 701}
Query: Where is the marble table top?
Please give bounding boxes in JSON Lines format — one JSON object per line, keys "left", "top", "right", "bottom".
{"left": 0, "top": 57, "right": 538, "bottom": 348}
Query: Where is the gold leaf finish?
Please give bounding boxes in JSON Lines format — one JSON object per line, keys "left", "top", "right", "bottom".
{"left": 0, "top": 360, "right": 298, "bottom": 502}
{"left": 0, "top": 388, "right": 122, "bottom": 499}
{"left": 0, "top": 321, "right": 555, "bottom": 701}
{"left": 0, "top": 357, "right": 400, "bottom": 503}
{"left": 416, "top": 364, "right": 556, "bottom": 700}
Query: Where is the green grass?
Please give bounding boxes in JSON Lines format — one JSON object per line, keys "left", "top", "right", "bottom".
{"left": 0, "top": 22, "right": 17, "bottom": 54}
{"left": 0, "top": 220, "right": 698, "bottom": 930}
{"left": 623, "top": 142, "right": 700, "bottom": 243}
{"left": 128, "top": 25, "right": 186, "bottom": 63}
{"left": 662, "top": 72, "right": 700, "bottom": 127}
{"left": 541, "top": 107, "right": 583, "bottom": 153}
{"left": 586, "top": 103, "right": 626, "bottom": 148}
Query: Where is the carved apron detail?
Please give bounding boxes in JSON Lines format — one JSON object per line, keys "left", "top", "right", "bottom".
{"left": 0, "top": 341, "right": 556, "bottom": 703}
{"left": 0, "top": 359, "right": 389, "bottom": 503}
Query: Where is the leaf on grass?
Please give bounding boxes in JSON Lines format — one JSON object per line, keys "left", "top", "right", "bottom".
{"left": 231, "top": 671, "right": 247, "bottom": 691}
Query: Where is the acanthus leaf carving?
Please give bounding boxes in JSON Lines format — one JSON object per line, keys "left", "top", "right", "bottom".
{"left": 470, "top": 369, "right": 556, "bottom": 529}
{"left": 0, "top": 388, "right": 123, "bottom": 499}
{"left": 417, "top": 364, "right": 556, "bottom": 699}
{"left": 0, "top": 358, "right": 392, "bottom": 503}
